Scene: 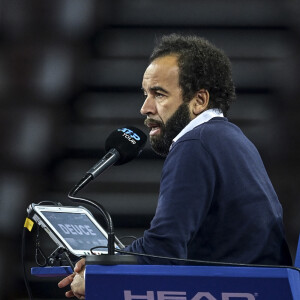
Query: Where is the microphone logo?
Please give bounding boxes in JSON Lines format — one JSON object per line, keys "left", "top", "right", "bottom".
{"left": 117, "top": 127, "right": 141, "bottom": 144}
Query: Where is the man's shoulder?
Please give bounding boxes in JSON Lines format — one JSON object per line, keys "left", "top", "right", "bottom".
{"left": 171, "top": 117, "right": 249, "bottom": 157}
{"left": 179, "top": 117, "right": 239, "bottom": 141}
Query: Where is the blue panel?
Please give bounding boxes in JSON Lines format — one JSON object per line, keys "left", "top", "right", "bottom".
{"left": 294, "top": 234, "right": 300, "bottom": 268}
{"left": 287, "top": 268, "right": 300, "bottom": 299}
{"left": 85, "top": 265, "right": 299, "bottom": 300}
{"left": 31, "top": 265, "right": 300, "bottom": 299}
{"left": 31, "top": 266, "right": 73, "bottom": 277}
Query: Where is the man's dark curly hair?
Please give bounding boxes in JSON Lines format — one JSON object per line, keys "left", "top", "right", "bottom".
{"left": 150, "top": 34, "right": 236, "bottom": 115}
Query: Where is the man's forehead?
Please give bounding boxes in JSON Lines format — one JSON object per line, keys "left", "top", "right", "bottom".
{"left": 152, "top": 54, "right": 178, "bottom": 64}
{"left": 142, "top": 55, "right": 180, "bottom": 87}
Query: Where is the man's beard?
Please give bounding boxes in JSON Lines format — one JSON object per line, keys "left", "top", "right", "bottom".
{"left": 145, "top": 102, "right": 191, "bottom": 157}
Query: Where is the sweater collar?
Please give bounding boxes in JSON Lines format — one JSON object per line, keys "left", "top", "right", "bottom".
{"left": 172, "top": 108, "right": 224, "bottom": 143}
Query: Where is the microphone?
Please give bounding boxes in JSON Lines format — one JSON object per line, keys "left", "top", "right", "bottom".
{"left": 68, "top": 126, "right": 147, "bottom": 259}
{"left": 87, "top": 126, "right": 147, "bottom": 179}
{"left": 70, "top": 126, "right": 147, "bottom": 197}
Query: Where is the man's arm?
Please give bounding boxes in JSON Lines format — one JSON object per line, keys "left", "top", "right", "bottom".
{"left": 126, "top": 138, "right": 215, "bottom": 264}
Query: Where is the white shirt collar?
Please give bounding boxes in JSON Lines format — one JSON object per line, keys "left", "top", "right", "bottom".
{"left": 172, "top": 108, "right": 224, "bottom": 143}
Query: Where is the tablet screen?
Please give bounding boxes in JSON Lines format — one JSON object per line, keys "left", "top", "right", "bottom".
{"left": 41, "top": 211, "right": 108, "bottom": 251}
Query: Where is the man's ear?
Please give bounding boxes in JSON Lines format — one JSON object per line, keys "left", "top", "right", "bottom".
{"left": 189, "top": 89, "right": 210, "bottom": 117}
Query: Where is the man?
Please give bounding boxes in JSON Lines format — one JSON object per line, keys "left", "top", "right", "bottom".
{"left": 58, "top": 34, "right": 292, "bottom": 298}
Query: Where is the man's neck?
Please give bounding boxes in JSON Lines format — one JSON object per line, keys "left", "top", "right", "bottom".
{"left": 172, "top": 108, "right": 224, "bottom": 143}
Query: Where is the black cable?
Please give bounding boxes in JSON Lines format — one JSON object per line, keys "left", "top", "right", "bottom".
{"left": 63, "top": 251, "right": 75, "bottom": 271}
{"left": 89, "top": 245, "right": 300, "bottom": 271}
{"left": 115, "top": 248, "right": 300, "bottom": 270}
{"left": 35, "top": 225, "right": 47, "bottom": 267}
{"left": 22, "top": 226, "right": 33, "bottom": 300}
{"left": 90, "top": 245, "right": 110, "bottom": 255}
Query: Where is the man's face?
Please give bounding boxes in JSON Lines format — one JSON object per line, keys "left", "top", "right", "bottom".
{"left": 141, "top": 55, "right": 192, "bottom": 156}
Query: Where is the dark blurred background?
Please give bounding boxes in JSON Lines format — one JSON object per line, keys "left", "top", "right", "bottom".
{"left": 1, "top": 0, "right": 300, "bottom": 299}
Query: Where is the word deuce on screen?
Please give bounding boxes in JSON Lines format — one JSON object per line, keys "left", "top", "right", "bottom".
{"left": 123, "top": 291, "right": 256, "bottom": 300}
{"left": 58, "top": 224, "right": 97, "bottom": 236}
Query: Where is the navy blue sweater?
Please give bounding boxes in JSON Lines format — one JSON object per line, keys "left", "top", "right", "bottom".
{"left": 126, "top": 118, "right": 292, "bottom": 265}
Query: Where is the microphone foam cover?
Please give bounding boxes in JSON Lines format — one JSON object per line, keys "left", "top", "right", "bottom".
{"left": 105, "top": 126, "right": 147, "bottom": 165}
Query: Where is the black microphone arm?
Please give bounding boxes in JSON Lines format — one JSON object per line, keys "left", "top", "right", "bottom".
{"left": 67, "top": 126, "right": 147, "bottom": 262}
{"left": 70, "top": 148, "right": 120, "bottom": 195}
{"left": 68, "top": 150, "right": 120, "bottom": 255}
{"left": 87, "top": 149, "right": 120, "bottom": 179}
{"left": 68, "top": 179, "right": 116, "bottom": 255}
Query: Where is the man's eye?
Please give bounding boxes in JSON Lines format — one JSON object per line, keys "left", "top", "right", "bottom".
{"left": 155, "top": 92, "right": 165, "bottom": 98}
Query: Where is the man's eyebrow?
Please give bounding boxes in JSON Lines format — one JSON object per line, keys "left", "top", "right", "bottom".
{"left": 141, "top": 86, "right": 169, "bottom": 94}
{"left": 150, "top": 86, "right": 169, "bottom": 94}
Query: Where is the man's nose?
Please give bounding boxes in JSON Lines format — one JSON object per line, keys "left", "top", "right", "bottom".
{"left": 140, "top": 96, "right": 156, "bottom": 116}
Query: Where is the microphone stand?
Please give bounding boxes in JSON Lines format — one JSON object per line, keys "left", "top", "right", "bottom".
{"left": 68, "top": 174, "right": 137, "bottom": 265}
